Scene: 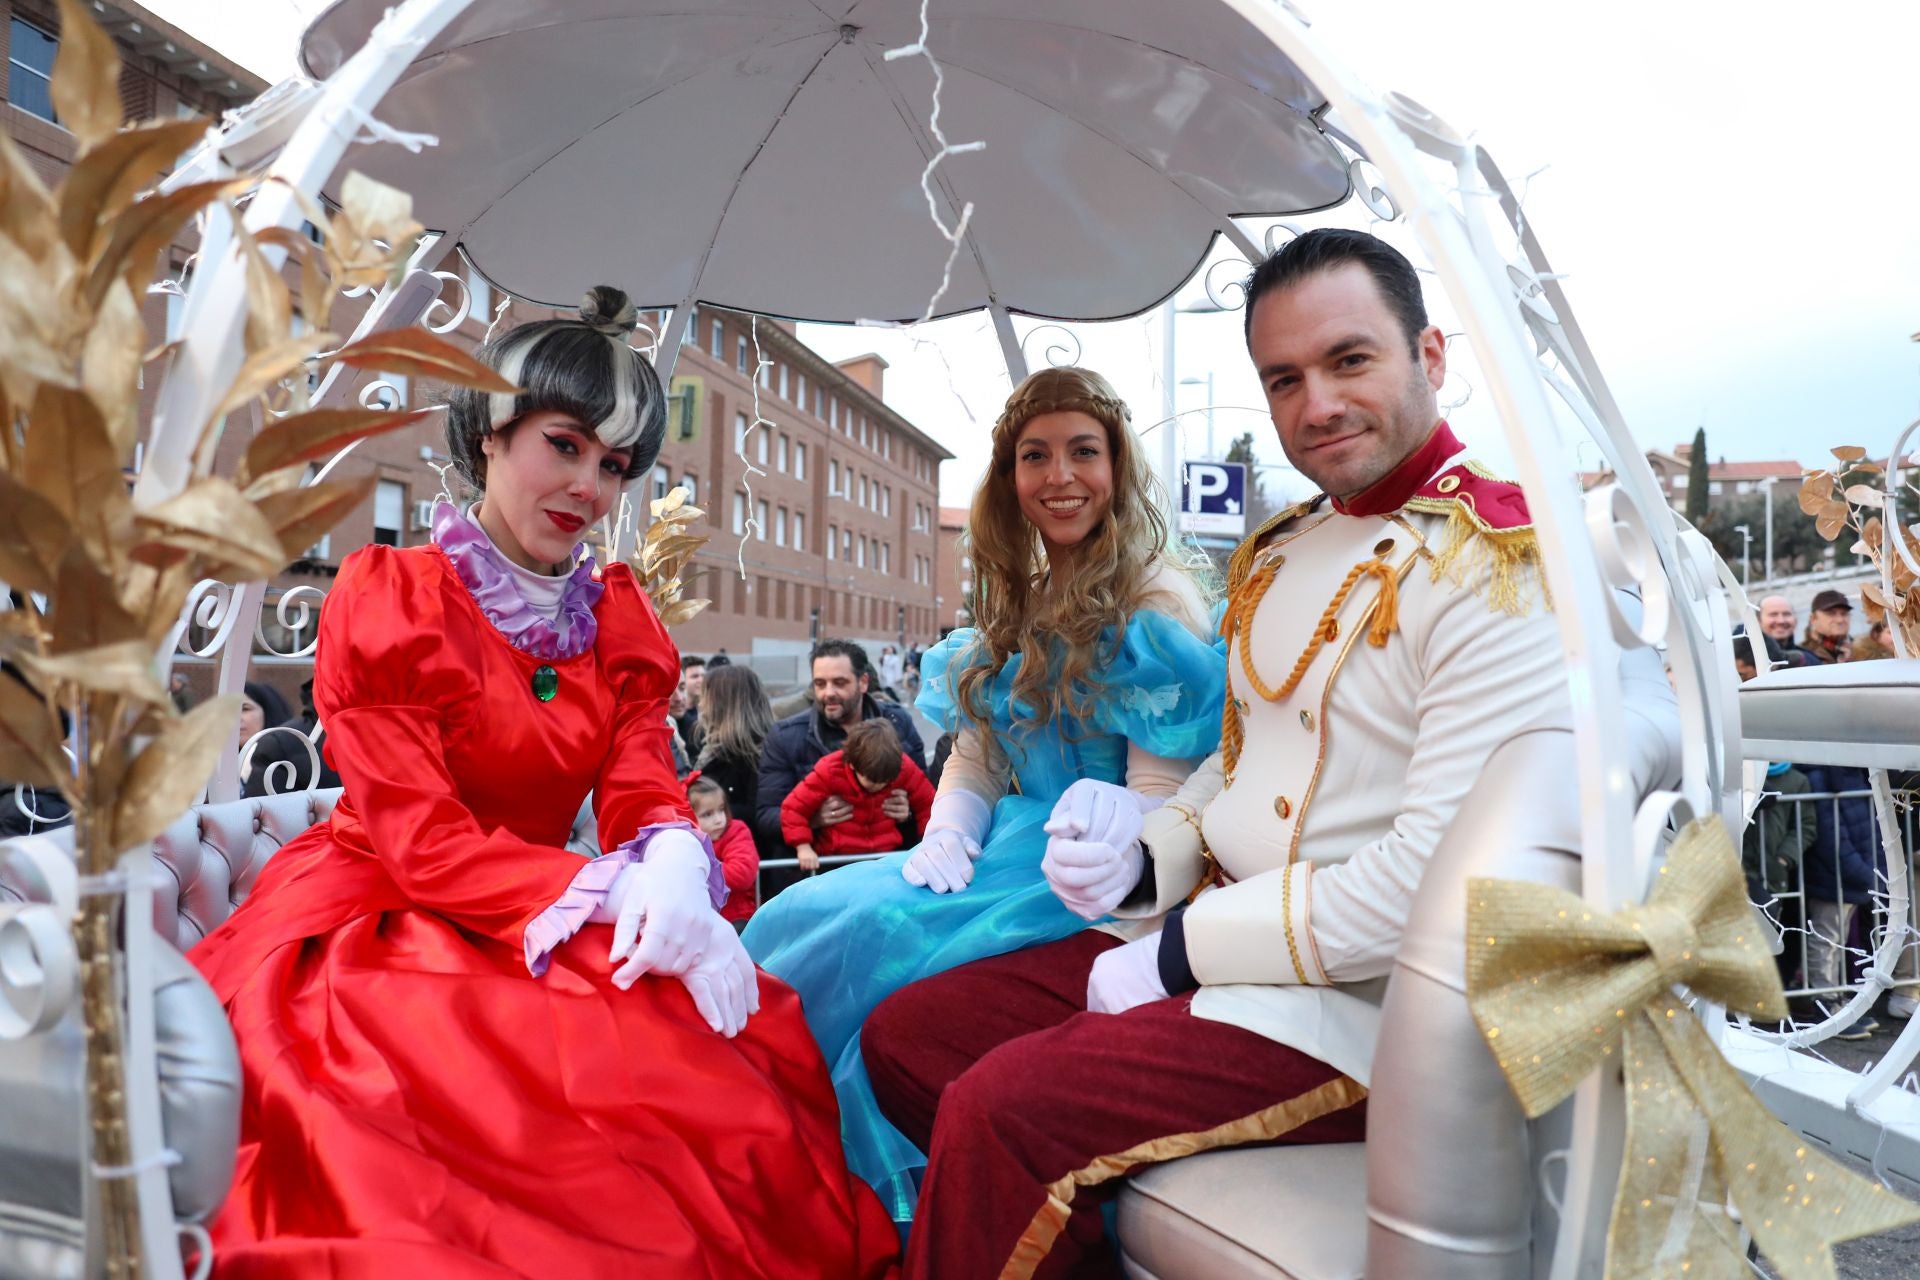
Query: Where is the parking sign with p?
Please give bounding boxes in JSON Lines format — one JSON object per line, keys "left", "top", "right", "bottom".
{"left": 1179, "top": 461, "right": 1247, "bottom": 536}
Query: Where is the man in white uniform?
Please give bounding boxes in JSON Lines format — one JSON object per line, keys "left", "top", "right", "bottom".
{"left": 862, "top": 229, "right": 1677, "bottom": 1279}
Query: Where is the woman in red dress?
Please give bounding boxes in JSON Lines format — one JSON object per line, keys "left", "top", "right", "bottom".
{"left": 191, "top": 288, "right": 898, "bottom": 1279}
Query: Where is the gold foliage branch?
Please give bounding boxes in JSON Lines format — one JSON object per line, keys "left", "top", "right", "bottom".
{"left": 0, "top": 3, "right": 518, "bottom": 1274}
{"left": 635, "top": 488, "right": 712, "bottom": 628}
{"left": 1799, "top": 446, "right": 1920, "bottom": 654}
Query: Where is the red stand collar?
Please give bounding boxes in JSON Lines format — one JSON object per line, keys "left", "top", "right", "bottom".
{"left": 1328, "top": 421, "right": 1460, "bottom": 517}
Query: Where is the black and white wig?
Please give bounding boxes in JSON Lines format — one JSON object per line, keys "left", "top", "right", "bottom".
{"left": 445, "top": 285, "right": 668, "bottom": 491}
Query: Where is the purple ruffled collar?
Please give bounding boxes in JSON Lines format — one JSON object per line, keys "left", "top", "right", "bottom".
{"left": 432, "top": 500, "right": 604, "bottom": 660}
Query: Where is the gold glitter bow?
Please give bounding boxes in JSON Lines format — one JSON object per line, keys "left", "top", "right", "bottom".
{"left": 1466, "top": 815, "right": 1920, "bottom": 1278}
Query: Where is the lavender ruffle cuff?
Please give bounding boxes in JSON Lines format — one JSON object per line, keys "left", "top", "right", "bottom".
{"left": 523, "top": 820, "right": 727, "bottom": 976}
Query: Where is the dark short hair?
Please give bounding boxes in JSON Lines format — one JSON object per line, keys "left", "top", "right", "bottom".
{"left": 686, "top": 775, "right": 727, "bottom": 806}
{"left": 680, "top": 654, "right": 707, "bottom": 671}
{"left": 810, "top": 639, "right": 872, "bottom": 681}
{"left": 1242, "top": 228, "right": 1429, "bottom": 355}
{"left": 444, "top": 286, "right": 667, "bottom": 491}
{"left": 844, "top": 718, "right": 903, "bottom": 782}
{"left": 1732, "top": 634, "right": 1757, "bottom": 669}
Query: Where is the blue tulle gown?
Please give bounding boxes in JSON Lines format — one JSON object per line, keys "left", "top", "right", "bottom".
{"left": 743, "top": 611, "right": 1227, "bottom": 1220}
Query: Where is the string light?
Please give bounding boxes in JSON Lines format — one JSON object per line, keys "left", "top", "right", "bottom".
{"left": 884, "top": 0, "right": 986, "bottom": 324}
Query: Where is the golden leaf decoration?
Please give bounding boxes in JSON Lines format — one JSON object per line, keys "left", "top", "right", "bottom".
{"left": 82, "top": 277, "right": 146, "bottom": 452}
{"left": 0, "top": 130, "right": 59, "bottom": 259}
{"left": 85, "top": 177, "right": 238, "bottom": 308}
{"left": 24, "top": 384, "right": 128, "bottom": 564}
{"left": 231, "top": 208, "right": 294, "bottom": 358}
{"left": 1814, "top": 500, "right": 1850, "bottom": 542}
{"left": 0, "top": 230, "right": 84, "bottom": 399}
{"left": 241, "top": 405, "right": 434, "bottom": 488}
{"left": 49, "top": 545, "right": 144, "bottom": 655}
{"left": 206, "top": 332, "right": 337, "bottom": 434}
{"left": 111, "top": 694, "right": 243, "bottom": 852}
{"left": 19, "top": 638, "right": 168, "bottom": 704}
{"left": 327, "top": 326, "right": 522, "bottom": 395}
{"left": 0, "top": 470, "right": 75, "bottom": 594}
{"left": 253, "top": 476, "right": 377, "bottom": 559}
{"left": 633, "top": 485, "right": 711, "bottom": 626}
{"left": 1843, "top": 483, "right": 1885, "bottom": 508}
{"left": 49, "top": 0, "right": 123, "bottom": 152}
{"left": 133, "top": 477, "right": 287, "bottom": 582}
{"left": 1831, "top": 445, "right": 1868, "bottom": 463}
{"left": 56, "top": 115, "right": 209, "bottom": 258}
{"left": 326, "top": 171, "right": 424, "bottom": 290}
{"left": 0, "top": 667, "right": 67, "bottom": 790}
{"left": 1797, "top": 471, "right": 1832, "bottom": 516}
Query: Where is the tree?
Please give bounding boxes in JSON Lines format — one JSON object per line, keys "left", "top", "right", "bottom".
{"left": 1702, "top": 487, "right": 1829, "bottom": 577}
{"left": 1684, "top": 426, "right": 1710, "bottom": 524}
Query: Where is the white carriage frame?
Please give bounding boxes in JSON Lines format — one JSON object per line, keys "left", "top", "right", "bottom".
{"left": 9, "top": 0, "right": 1913, "bottom": 1275}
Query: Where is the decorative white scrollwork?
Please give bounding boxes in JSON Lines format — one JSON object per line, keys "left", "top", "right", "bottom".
{"left": 418, "top": 269, "right": 472, "bottom": 335}
{"left": 170, "top": 579, "right": 247, "bottom": 660}
{"left": 358, "top": 378, "right": 404, "bottom": 412}
{"left": 256, "top": 587, "right": 326, "bottom": 660}
{"left": 237, "top": 725, "right": 324, "bottom": 797}
{"left": 1020, "top": 324, "right": 1081, "bottom": 370}
{"left": 0, "top": 834, "right": 81, "bottom": 1040}
{"left": 1202, "top": 258, "right": 1252, "bottom": 311}
{"left": 1346, "top": 157, "right": 1399, "bottom": 222}
{"left": 1263, "top": 221, "right": 1304, "bottom": 256}
{"left": 1582, "top": 483, "right": 1671, "bottom": 649}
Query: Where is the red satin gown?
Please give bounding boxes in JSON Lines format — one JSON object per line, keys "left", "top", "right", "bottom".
{"left": 191, "top": 544, "right": 898, "bottom": 1279}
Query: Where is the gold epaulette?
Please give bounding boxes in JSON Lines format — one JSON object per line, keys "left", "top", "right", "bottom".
{"left": 1402, "top": 460, "right": 1549, "bottom": 617}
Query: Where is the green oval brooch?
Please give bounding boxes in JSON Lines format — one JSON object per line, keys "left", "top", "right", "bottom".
{"left": 531, "top": 664, "right": 559, "bottom": 703}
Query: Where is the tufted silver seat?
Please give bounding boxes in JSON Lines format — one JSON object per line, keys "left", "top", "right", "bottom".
{"left": 1117, "top": 723, "right": 1591, "bottom": 1279}
{"left": 1739, "top": 657, "right": 1920, "bottom": 771}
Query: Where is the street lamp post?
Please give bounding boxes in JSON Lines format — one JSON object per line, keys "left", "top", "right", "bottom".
{"left": 1759, "top": 475, "right": 1776, "bottom": 585}
{"left": 1179, "top": 373, "right": 1217, "bottom": 460}
{"left": 1735, "top": 523, "right": 1753, "bottom": 586}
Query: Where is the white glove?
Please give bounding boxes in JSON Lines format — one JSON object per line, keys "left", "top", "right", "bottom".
{"left": 602, "top": 830, "right": 714, "bottom": 977}
{"left": 902, "top": 790, "right": 992, "bottom": 895}
{"left": 1086, "top": 932, "right": 1169, "bottom": 1015}
{"left": 614, "top": 910, "right": 759, "bottom": 1036}
{"left": 1042, "top": 779, "right": 1152, "bottom": 920}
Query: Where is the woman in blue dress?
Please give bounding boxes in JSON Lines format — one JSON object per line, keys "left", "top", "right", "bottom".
{"left": 744, "top": 366, "right": 1227, "bottom": 1220}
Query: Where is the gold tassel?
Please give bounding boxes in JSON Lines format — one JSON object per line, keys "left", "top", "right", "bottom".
{"left": 1424, "top": 505, "right": 1548, "bottom": 616}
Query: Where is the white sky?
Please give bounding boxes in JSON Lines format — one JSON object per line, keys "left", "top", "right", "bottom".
{"left": 149, "top": 0, "right": 1920, "bottom": 508}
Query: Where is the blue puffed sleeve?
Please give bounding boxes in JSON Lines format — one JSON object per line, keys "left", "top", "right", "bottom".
{"left": 1088, "top": 607, "right": 1228, "bottom": 760}
{"left": 914, "top": 627, "right": 999, "bottom": 734}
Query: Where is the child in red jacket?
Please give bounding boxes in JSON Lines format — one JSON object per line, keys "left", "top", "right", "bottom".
{"left": 782, "top": 718, "right": 934, "bottom": 871}
{"left": 689, "top": 774, "right": 760, "bottom": 929}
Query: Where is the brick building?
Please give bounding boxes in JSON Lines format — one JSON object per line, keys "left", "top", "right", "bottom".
{"left": 1581, "top": 442, "right": 1802, "bottom": 512}
{"left": 937, "top": 506, "right": 972, "bottom": 632}
{"left": 4, "top": 0, "right": 953, "bottom": 687}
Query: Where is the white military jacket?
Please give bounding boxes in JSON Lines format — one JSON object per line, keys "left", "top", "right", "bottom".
{"left": 1117, "top": 439, "right": 1567, "bottom": 1086}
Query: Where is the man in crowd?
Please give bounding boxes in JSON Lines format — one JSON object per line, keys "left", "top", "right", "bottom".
{"left": 1800, "top": 588, "right": 1854, "bottom": 664}
{"left": 859, "top": 229, "right": 1681, "bottom": 1277}
{"left": 677, "top": 654, "right": 707, "bottom": 756}
{"left": 756, "top": 639, "right": 926, "bottom": 859}
{"left": 1758, "top": 594, "right": 1812, "bottom": 667}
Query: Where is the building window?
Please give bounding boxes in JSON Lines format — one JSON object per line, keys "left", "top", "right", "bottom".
{"left": 737, "top": 337, "right": 749, "bottom": 373}
{"left": 842, "top": 527, "right": 852, "bottom": 560}
{"left": 465, "top": 265, "right": 492, "bottom": 323}
{"left": 794, "top": 442, "right": 807, "bottom": 480}
{"left": 777, "top": 435, "right": 790, "bottom": 474}
{"left": 860, "top": 475, "right": 869, "bottom": 507}
{"left": 880, "top": 543, "right": 890, "bottom": 574}
{"left": 680, "top": 473, "right": 698, "bottom": 504}
{"left": 710, "top": 319, "right": 723, "bottom": 358}
{"left": 756, "top": 430, "right": 769, "bottom": 466}
{"left": 830, "top": 396, "right": 840, "bottom": 430}
{"left": 758, "top": 358, "right": 771, "bottom": 389}
{"left": 1708, "top": 482, "right": 1723, "bottom": 496}
{"left": 796, "top": 372, "right": 807, "bottom": 408}
{"left": 681, "top": 305, "right": 698, "bottom": 344}
{"left": 373, "top": 479, "right": 407, "bottom": 547}
{"left": 857, "top": 536, "right": 867, "bottom": 568}
{"left": 734, "top": 412, "right": 748, "bottom": 453}
{"left": 882, "top": 486, "right": 891, "bottom": 517}
{"left": 827, "top": 524, "right": 837, "bottom": 561}
{"left": 652, "top": 465, "right": 670, "bottom": 502}
{"left": 8, "top": 19, "right": 58, "bottom": 123}
{"left": 757, "top": 499, "right": 769, "bottom": 541}
{"left": 792, "top": 512, "right": 805, "bottom": 551}
{"left": 732, "top": 492, "right": 746, "bottom": 535}
{"left": 812, "top": 386, "right": 823, "bottom": 417}
{"left": 775, "top": 507, "right": 788, "bottom": 547}
{"left": 779, "top": 364, "right": 790, "bottom": 400}
{"left": 830, "top": 460, "right": 840, "bottom": 492}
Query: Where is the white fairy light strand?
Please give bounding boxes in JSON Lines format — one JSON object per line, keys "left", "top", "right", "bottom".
{"left": 732, "top": 315, "right": 773, "bottom": 579}
{"left": 884, "top": 0, "right": 986, "bottom": 324}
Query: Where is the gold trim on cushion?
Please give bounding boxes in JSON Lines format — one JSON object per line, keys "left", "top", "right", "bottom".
{"left": 1000, "top": 1075, "right": 1369, "bottom": 1279}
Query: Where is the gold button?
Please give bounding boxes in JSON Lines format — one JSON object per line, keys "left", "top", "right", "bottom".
{"left": 1437, "top": 474, "right": 1461, "bottom": 494}
{"left": 1274, "top": 795, "right": 1292, "bottom": 820}
{"left": 1373, "top": 537, "right": 1395, "bottom": 556}
{"left": 1299, "top": 709, "right": 1315, "bottom": 732}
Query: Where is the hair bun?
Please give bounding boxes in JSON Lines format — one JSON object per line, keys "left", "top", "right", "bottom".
{"left": 579, "top": 285, "right": 638, "bottom": 337}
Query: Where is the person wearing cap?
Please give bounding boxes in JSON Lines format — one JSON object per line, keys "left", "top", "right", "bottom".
{"left": 1801, "top": 588, "right": 1854, "bottom": 663}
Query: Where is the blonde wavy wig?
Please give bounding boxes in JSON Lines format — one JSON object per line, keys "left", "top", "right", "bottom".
{"left": 953, "top": 366, "right": 1198, "bottom": 741}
